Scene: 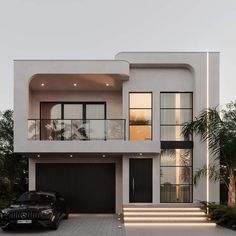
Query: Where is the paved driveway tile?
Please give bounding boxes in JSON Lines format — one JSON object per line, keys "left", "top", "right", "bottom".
{"left": 0, "top": 214, "right": 125, "bottom": 236}
{"left": 125, "top": 225, "right": 236, "bottom": 236}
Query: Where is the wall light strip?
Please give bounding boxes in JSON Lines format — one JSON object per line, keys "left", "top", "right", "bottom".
{"left": 124, "top": 222, "right": 216, "bottom": 227}
{"left": 123, "top": 208, "right": 202, "bottom": 211}
{"left": 206, "top": 52, "right": 210, "bottom": 205}
{"left": 124, "top": 212, "right": 205, "bottom": 216}
{"left": 124, "top": 217, "right": 207, "bottom": 221}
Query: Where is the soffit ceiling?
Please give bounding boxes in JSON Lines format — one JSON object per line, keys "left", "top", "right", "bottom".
{"left": 29, "top": 74, "right": 123, "bottom": 91}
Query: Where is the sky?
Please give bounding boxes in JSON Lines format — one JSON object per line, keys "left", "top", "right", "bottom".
{"left": 0, "top": 0, "right": 236, "bottom": 110}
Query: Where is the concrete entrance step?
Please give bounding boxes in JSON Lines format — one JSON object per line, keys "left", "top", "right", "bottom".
{"left": 122, "top": 204, "right": 216, "bottom": 227}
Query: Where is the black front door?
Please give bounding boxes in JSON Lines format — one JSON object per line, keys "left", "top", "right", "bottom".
{"left": 129, "top": 158, "right": 152, "bottom": 203}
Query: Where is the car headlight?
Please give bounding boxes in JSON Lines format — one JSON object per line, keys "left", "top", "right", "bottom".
{"left": 1, "top": 209, "right": 9, "bottom": 215}
{"left": 41, "top": 208, "right": 53, "bottom": 215}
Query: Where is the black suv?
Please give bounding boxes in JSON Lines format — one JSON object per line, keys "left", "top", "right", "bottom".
{"left": 0, "top": 191, "right": 68, "bottom": 231}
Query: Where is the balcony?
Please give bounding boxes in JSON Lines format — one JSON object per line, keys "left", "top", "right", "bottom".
{"left": 28, "top": 119, "right": 126, "bottom": 141}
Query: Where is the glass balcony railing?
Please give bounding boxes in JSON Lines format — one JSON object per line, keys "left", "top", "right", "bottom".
{"left": 28, "top": 119, "right": 126, "bottom": 141}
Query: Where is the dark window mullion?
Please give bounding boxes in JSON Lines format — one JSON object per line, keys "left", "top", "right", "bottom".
{"left": 83, "top": 104, "right": 86, "bottom": 120}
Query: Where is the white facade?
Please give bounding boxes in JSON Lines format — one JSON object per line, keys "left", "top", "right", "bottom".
{"left": 14, "top": 52, "right": 220, "bottom": 214}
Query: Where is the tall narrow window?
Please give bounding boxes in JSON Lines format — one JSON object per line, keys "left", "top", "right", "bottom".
{"left": 160, "top": 92, "right": 193, "bottom": 203}
{"left": 160, "top": 149, "right": 193, "bottom": 203}
{"left": 160, "top": 93, "right": 192, "bottom": 141}
{"left": 129, "top": 92, "right": 152, "bottom": 141}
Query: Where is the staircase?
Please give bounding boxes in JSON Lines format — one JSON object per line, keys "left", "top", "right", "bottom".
{"left": 123, "top": 204, "right": 216, "bottom": 226}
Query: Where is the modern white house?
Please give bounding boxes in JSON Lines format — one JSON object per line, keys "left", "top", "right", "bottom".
{"left": 14, "top": 52, "right": 219, "bottom": 225}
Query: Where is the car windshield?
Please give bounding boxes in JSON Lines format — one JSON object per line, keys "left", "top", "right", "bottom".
{"left": 17, "top": 192, "right": 55, "bottom": 203}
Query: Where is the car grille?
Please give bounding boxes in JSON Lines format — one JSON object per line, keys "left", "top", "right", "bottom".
{"left": 9, "top": 210, "right": 40, "bottom": 219}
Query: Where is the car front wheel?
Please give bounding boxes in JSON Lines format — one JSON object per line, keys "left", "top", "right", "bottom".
{"left": 1, "top": 225, "right": 12, "bottom": 231}
{"left": 49, "top": 214, "right": 60, "bottom": 230}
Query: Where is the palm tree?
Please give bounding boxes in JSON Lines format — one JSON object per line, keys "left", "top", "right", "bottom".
{"left": 182, "top": 102, "right": 236, "bottom": 207}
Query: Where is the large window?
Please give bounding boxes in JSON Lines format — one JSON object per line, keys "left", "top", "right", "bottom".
{"left": 160, "top": 93, "right": 192, "bottom": 141}
{"left": 40, "top": 102, "right": 105, "bottom": 120}
{"left": 40, "top": 102, "right": 106, "bottom": 140}
{"left": 160, "top": 149, "right": 193, "bottom": 203}
{"left": 160, "top": 92, "right": 193, "bottom": 203}
{"left": 129, "top": 93, "right": 152, "bottom": 141}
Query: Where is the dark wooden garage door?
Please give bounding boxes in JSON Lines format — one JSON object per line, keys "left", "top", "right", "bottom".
{"left": 36, "top": 163, "right": 115, "bottom": 213}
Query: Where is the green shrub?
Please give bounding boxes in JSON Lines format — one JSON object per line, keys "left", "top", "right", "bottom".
{"left": 204, "top": 202, "right": 236, "bottom": 230}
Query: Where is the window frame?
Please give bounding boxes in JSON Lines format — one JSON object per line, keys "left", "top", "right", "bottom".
{"left": 128, "top": 92, "right": 153, "bottom": 141}
{"left": 160, "top": 92, "right": 193, "bottom": 141}
{"left": 40, "top": 101, "right": 107, "bottom": 120}
{"left": 160, "top": 149, "right": 193, "bottom": 203}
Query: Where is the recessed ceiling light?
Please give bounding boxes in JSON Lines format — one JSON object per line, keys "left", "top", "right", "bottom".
{"left": 41, "top": 83, "right": 45, "bottom": 87}
{"left": 106, "top": 83, "right": 109, "bottom": 87}
{"left": 73, "top": 83, "right": 78, "bottom": 87}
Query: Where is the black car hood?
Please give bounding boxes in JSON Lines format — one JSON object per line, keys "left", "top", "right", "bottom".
{"left": 7, "top": 203, "right": 53, "bottom": 211}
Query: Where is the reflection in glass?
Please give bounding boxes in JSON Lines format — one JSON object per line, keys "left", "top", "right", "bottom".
{"left": 161, "top": 93, "right": 192, "bottom": 108}
{"left": 161, "top": 109, "right": 192, "bottom": 125}
{"left": 28, "top": 120, "right": 40, "bottom": 140}
{"left": 28, "top": 119, "right": 126, "bottom": 141}
{"left": 40, "top": 120, "right": 62, "bottom": 140}
{"left": 129, "top": 93, "right": 152, "bottom": 140}
{"left": 160, "top": 185, "right": 192, "bottom": 203}
{"left": 106, "top": 120, "right": 124, "bottom": 139}
{"left": 161, "top": 167, "right": 191, "bottom": 184}
{"left": 161, "top": 126, "right": 191, "bottom": 141}
{"left": 130, "top": 109, "right": 151, "bottom": 125}
{"left": 161, "top": 149, "right": 192, "bottom": 166}
{"left": 130, "top": 93, "right": 152, "bottom": 108}
{"left": 71, "top": 120, "right": 89, "bottom": 140}
{"left": 129, "top": 126, "right": 151, "bottom": 141}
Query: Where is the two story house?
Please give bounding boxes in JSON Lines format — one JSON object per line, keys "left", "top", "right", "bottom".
{"left": 14, "top": 52, "right": 219, "bottom": 225}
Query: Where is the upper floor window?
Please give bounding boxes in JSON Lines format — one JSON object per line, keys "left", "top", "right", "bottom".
{"left": 160, "top": 93, "right": 192, "bottom": 141}
{"left": 40, "top": 102, "right": 105, "bottom": 120}
{"left": 129, "top": 92, "right": 152, "bottom": 141}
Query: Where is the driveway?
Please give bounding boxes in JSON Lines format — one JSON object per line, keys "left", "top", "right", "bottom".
{"left": 125, "top": 225, "right": 236, "bottom": 236}
{"left": 1, "top": 214, "right": 235, "bottom": 236}
{"left": 0, "top": 214, "right": 125, "bottom": 236}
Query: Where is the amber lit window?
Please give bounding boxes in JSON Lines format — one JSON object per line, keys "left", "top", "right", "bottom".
{"left": 129, "top": 93, "right": 152, "bottom": 140}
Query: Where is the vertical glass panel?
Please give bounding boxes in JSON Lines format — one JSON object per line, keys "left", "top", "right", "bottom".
{"left": 28, "top": 120, "right": 36, "bottom": 140}
{"left": 161, "top": 109, "right": 192, "bottom": 125}
{"left": 86, "top": 104, "right": 105, "bottom": 119}
{"left": 40, "top": 120, "right": 62, "bottom": 140}
{"left": 160, "top": 185, "right": 191, "bottom": 203}
{"left": 106, "top": 120, "right": 125, "bottom": 140}
{"left": 161, "top": 149, "right": 192, "bottom": 166}
{"left": 61, "top": 120, "right": 72, "bottom": 140}
{"left": 89, "top": 120, "right": 105, "bottom": 140}
{"left": 35, "top": 120, "right": 40, "bottom": 140}
{"left": 64, "top": 104, "right": 83, "bottom": 119}
{"left": 130, "top": 109, "right": 151, "bottom": 125}
{"left": 161, "top": 167, "right": 191, "bottom": 184}
{"left": 41, "top": 103, "right": 61, "bottom": 119}
{"left": 71, "top": 120, "right": 89, "bottom": 140}
{"left": 130, "top": 93, "right": 152, "bottom": 108}
{"left": 129, "top": 126, "right": 151, "bottom": 141}
{"left": 161, "top": 93, "right": 192, "bottom": 108}
{"left": 161, "top": 126, "right": 191, "bottom": 141}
